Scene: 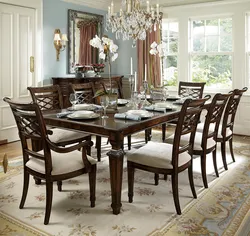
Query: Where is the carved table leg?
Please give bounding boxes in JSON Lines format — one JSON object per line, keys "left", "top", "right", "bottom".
{"left": 107, "top": 136, "right": 124, "bottom": 215}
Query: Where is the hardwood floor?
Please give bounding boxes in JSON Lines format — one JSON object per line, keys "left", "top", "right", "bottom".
{"left": 0, "top": 141, "right": 23, "bottom": 161}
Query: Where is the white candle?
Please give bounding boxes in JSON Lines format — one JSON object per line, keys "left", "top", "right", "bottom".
{"left": 147, "top": 1, "right": 150, "bottom": 12}
{"left": 156, "top": 4, "right": 159, "bottom": 15}
{"left": 127, "top": 3, "right": 131, "bottom": 12}
{"left": 108, "top": 6, "right": 111, "bottom": 15}
{"left": 145, "top": 64, "right": 147, "bottom": 81}
{"left": 111, "top": 1, "right": 114, "bottom": 14}
{"left": 134, "top": 71, "right": 137, "bottom": 92}
{"left": 130, "top": 57, "right": 133, "bottom": 75}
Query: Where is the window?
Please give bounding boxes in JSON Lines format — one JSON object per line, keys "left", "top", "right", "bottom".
{"left": 190, "top": 17, "right": 233, "bottom": 89}
{"left": 161, "top": 20, "right": 179, "bottom": 86}
{"left": 247, "top": 14, "right": 250, "bottom": 86}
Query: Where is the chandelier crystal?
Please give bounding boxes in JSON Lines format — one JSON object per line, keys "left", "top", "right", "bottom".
{"left": 106, "top": 0, "right": 163, "bottom": 45}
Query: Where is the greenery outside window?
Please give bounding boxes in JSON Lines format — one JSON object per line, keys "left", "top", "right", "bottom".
{"left": 190, "top": 17, "right": 233, "bottom": 89}
{"left": 161, "top": 20, "right": 179, "bottom": 86}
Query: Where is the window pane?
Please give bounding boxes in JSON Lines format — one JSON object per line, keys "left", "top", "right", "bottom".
{"left": 169, "top": 37, "right": 178, "bottom": 53}
{"left": 206, "top": 35, "right": 219, "bottom": 52}
{"left": 192, "top": 55, "right": 232, "bottom": 89}
{"left": 193, "top": 20, "right": 205, "bottom": 36}
{"left": 220, "top": 18, "right": 232, "bottom": 34}
{"left": 206, "top": 19, "right": 218, "bottom": 36}
{"left": 163, "top": 56, "right": 178, "bottom": 86}
{"left": 220, "top": 35, "right": 232, "bottom": 51}
{"left": 193, "top": 36, "right": 205, "bottom": 51}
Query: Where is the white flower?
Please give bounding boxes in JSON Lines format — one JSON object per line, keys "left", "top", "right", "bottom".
{"left": 111, "top": 53, "right": 118, "bottom": 62}
{"left": 149, "top": 41, "right": 167, "bottom": 58}
{"left": 110, "top": 43, "right": 118, "bottom": 53}
{"left": 99, "top": 52, "right": 106, "bottom": 60}
{"left": 89, "top": 35, "right": 102, "bottom": 48}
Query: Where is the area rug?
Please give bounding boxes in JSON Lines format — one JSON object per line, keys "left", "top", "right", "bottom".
{"left": 0, "top": 132, "right": 250, "bottom": 236}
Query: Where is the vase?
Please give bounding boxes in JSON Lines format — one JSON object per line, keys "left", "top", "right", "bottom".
{"left": 75, "top": 72, "right": 82, "bottom": 78}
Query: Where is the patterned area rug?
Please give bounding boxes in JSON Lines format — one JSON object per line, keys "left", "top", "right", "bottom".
{"left": 0, "top": 131, "right": 250, "bottom": 236}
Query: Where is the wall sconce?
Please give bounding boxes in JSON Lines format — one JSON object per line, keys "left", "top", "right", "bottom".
{"left": 53, "top": 29, "right": 68, "bottom": 61}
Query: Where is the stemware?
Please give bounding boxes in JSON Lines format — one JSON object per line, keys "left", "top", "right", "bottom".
{"left": 100, "top": 95, "right": 109, "bottom": 118}
{"left": 69, "top": 93, "right": 78, "bottom": 110}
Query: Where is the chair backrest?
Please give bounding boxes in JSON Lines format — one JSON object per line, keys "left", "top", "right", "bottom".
{"left": 69, "top": 82, "right": 96, "bottom": 104}
{"left": 27, "top": 85, "right": 63, "bottom": 110}
{"left": 96, "top": 76, "right": 124, "bottom": 98}
{"left": 178, "top": 81, "right": 206, "bottom": 99}
{"left": 3, "top": 97, "right": 52, "bottom": 171}
{"left": 172, "top": 96, "right": 209, "bottom": 168}
{"left": 202, "top": 93, "right": 231, "bottom": 148}
{"left": 221, "top": 87, "right": 248, "bottom": 137}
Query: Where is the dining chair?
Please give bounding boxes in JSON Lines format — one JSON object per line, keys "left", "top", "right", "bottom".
{"left": 3, "top": 97, "right": 97, "bottom": 225}
{"left": 161, "top": 81, "right": 206, "bottom": 142}
{"left": 196, "top": 87, "right": 248, "bottom": 171}
{"left": 69, "top": 82, "right": 102, "bottom": 161}
{"left": 27, "top": 85, "right": 92, "bottom": 151}
{"left": 126, "top": 97, "right": 208, "bottom": 215}
{"left": 166, "top": 93, "right": 231, "bottom": 188}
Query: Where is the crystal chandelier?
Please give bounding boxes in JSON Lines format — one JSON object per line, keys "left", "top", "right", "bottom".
{"left": 106, "top": 0, "right": 163, "bottom": 45}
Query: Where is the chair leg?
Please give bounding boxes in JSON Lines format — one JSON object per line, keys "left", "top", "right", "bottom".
{"left": 44, "top": 181, "right": 53, "bottom": 225}
{"left": 57, "top": 181, "right": 62, "bottom": 192}
{"left": 229, "top": 139, "right": 235, "bottom": 162}
{"left": 221, "top": 142, "right": 228, "bottom": 170}
{"left": 171, "top": 174, "right": 181, "bottom": 215}
{"left": 154, "top": 173, "right": 159, "bottom": 186}
{"left": 201, "top": 154, "right": 208, "bottom": 188}
{"left": 212, "top": 149, "right": 219, "bottom": 177}
{"left": 127, "top": 161, "right": 135, "bottom": 203}
{"left": 19, "top": 170, "right": 30, "bottom": 209}
{"left": 96, "top": 136, "right": 101, "bottom": 162}
{"left": 188, "top": 162, "right": 197, "bottom": 199}
{"left": 127, "top": 135, "right": 131, "bottom": 150}
{"left": 163, "top": 174, "right": 168, "bottom": 181}
{"left": 33, "top": 176, "right": 41, "bottom": 185}
{"left": 88, "top": 165, "right": 96, "bottom": 208}
{"left": 162, "top": 123, "right": 166, "bottom": 142}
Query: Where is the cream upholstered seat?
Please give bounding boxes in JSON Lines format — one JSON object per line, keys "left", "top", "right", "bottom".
{"left": 3, "top": 97, "right": 97, "bottom": 225}
{"left": 127, "top": 97, "right": 209, "bottom": 215}
{"left": 127, "top": 141, "right": 191, "bottom": 169}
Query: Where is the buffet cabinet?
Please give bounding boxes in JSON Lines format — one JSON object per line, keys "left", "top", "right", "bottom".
{"left": 52, "top": 76, "right": 124, "bottom": 108}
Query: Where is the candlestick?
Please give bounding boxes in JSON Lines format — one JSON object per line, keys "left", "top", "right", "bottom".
{"left": 130, "top": 57, "right": 133, "bottom": 75}
{"left": 145, "top": 64, "right": 147, "bottom": 81}
{"left": 147, "top": 1, "right": 150, "bottom": 12}
{"left": 134, "top": 71, "right": 137, "bottom": 92}
{"left": 111, "top": 1, "right": 114, "bottom": 14}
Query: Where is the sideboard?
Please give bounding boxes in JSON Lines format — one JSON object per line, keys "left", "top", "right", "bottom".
{"left": 52, "top": 75, "right": 124, "bottom": 108}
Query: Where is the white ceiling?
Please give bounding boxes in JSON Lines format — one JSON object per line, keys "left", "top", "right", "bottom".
{"left": 63, "top": 0, "right": 232, "bottom": 11}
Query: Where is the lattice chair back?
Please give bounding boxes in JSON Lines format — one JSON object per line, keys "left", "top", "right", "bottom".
{"left": 99, "top": 76, "right": 124, "bottom": 98}
{"left": 3, "top": 97, "right": 50, "bottom": 165}
{"left": 178, "top": 81, "right": 206, "bottom": 99}
{"left": 69, "top": 82, "right": 96, "bottom": 104}
{"left": 27, "top": 85, "right": 63, "bottom": 110}
{"left": 221, "top": 87, "right": 248, "bottom": 138}
{"left": 201, "top": 93, "right": 231, "bottom": 148}
{"left": 172, "top": 96, "right": 209, "bottom": 166}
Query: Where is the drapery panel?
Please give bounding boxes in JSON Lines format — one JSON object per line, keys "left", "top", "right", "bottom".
{"left": 137, "top": 27, "right": 161, "bottom": 90}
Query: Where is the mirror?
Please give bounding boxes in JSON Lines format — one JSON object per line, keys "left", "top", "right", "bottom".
{"left": 68, "top": 9, "right": 103, "bottom": 74}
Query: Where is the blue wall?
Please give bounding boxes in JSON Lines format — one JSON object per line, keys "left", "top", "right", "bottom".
{"left": 43, "top": 0, "right": 136, "bottom": 84}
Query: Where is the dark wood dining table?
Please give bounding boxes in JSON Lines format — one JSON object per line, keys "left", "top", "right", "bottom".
{"left": 43, "top": 102, "right": 182, "bottom": 215}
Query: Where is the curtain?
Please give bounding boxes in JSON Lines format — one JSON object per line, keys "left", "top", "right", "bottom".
{"left": 79, "top": 24, "right": 97, "bottom": 65}
{"left": 137, "top": 27, "right": 161, "bottom": 89}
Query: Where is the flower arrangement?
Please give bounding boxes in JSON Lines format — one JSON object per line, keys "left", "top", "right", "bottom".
{"left": 149, "top": 41, "right": 168, "bottom": 57}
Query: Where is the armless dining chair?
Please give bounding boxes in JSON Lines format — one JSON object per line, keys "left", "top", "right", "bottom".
{"left": 166, "top": 93, "right": 231, "bottom": 188}
{"left": 69, "top": 82, "right": 102, "bottom": 161}
{"left": 196, "top": 87, "right": 248, "bottom": 171}
{"left": 161, "top": 81, "right": 206, "bottom": 142}
{"left": 126, "top": 97, "right": 209, "bottom": 215}
{"left": 3, "top": 97, "right": 97, "bottom": 225}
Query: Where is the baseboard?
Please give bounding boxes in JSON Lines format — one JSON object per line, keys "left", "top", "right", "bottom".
{"left": 0, "top": 139, "right": 7, "bottom": 145}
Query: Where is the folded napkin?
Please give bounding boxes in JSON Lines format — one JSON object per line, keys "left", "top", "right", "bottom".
{"left": 114, "top": 113, "right": 141, "bottom": 121}
{"left": 56, "top": 111, "right": 73, "bottom": 118}
{"left": 144, "top": 106, "right": 167, "bottom": 112}
{"left": 69, "top": 104, "right": 103, "bottom": 111}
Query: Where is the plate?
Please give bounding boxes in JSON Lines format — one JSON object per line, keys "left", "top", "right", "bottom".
{"left": 117, "top": 99, "right": 129, "bottom": 105}
{"left": 67, "top": 111, "right": 100, "bottom": 120}
{"left": 154, "top": 102, "right": 173, "bottom": 109}
{"left": 126, "top": 110, "right": 153, "bottom": 118}
{"left": 68, "top": 104, "right": 96, "bottom": 111}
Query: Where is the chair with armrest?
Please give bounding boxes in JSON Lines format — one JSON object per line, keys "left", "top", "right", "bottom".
{"left": 3, "top": 97, "right": 97, "bottom": 225}
{"left": 161, "top": 81, "right": 206, "bottom": 142}
{"left": 166, "top": 93, "right": 231, "bottom": 188}
{"left": 126, "top": 97, "right": 209, "bottom": 215}
{"left": 69, "top": 82, "right": 102, "bottom": 161}
{"left": 196, "top": 87, "right": 248, "bottom": 171}
{"left": 27, "top": 85, "right": 92, "bottom": 151}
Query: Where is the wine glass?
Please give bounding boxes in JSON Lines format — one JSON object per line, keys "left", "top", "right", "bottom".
{"left": 162, "top": 87, "right": 169, "bottom": 101}
{"left": 100, "top": 95, "right": 109, "bottom": 118}
{"left": 69, "top": 93, "right": 78, "bottom": 110}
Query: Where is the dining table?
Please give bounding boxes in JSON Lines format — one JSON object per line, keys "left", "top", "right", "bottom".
{"left": 43, "top": 100, "right": 183, "bottom": 215}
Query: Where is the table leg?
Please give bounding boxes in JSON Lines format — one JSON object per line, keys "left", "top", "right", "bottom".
{"left": 107, "top": 146, "right": 124, "bottom": 215}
